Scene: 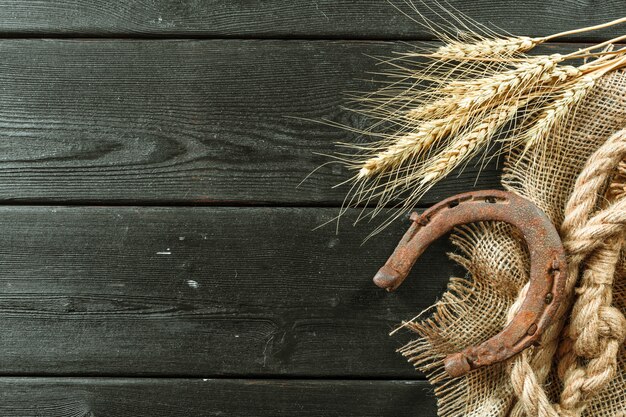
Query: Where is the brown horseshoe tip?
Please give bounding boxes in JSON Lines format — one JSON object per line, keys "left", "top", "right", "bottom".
{"left": 373, "top": 190, "right": 566, "bottom": 378}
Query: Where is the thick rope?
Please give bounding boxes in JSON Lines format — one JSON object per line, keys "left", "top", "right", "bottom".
{"left": 557, "top": 132, "right": 626, "bottom": 415}
{"left": 558, "top": 237, "right": 625, "bottom": 416}
{"left": 508, "top": 129, "right": 626, "bottom": 417}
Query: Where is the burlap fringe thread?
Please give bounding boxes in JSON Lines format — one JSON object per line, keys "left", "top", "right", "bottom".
{"left": 400, "top": 71, "right": 626, "bottom": 417}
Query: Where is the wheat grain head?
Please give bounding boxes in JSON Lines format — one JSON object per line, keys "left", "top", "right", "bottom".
{"left": 421, "top": 103, "right": 522, "bottom": 185}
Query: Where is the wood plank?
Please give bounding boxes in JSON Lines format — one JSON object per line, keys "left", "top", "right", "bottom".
{"left": 0, "top": 0, "right": 622, "bottom": 41}
{"left": 0, "top": 205, "right": 461, "bottom": 378}
{"left": 0, "top": 378, "right": 437, "bottom": 416}
{"left": 4, "top": 38, "right": 586, "bottom": 206}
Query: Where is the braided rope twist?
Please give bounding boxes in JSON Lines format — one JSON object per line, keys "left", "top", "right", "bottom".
{"left": 508, "top": 129, "right": 626, "bottom": 417}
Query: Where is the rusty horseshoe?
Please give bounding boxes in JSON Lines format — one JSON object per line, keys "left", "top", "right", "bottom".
{"left": 373, "top": 190, "right": 566, "bottom": 378}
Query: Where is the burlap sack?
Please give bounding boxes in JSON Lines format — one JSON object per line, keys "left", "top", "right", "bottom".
{"left": 400, "top": 71, "right": 626, "bottom": 417}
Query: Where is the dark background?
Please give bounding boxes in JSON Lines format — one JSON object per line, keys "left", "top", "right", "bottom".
{"left": 0, "top": 1, "right": 622, "bottom": 415}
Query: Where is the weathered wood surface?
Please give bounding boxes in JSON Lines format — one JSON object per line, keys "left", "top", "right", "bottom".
{"left": 0, "top": 40, "right": 595, "bottom": 206}
{"left": 0, "top": 0, "right": 622, "bottom": 41}
{"left": 0, "top": 378, "right": 437, "bottom": 416}
{"left": 0, "top": 205, "right": 459, "bottom": 378}
{"left": 0, "top": 2, "right": 605, "bottom": 413}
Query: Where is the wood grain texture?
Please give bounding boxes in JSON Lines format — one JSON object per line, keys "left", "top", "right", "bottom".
{"left": 0, "top": 0, "right": 622, "bottom": 41}
{"left": 0, "top": 378, "right": 437, "bottom": 416}
{"left": 0, "top": 205, "right": 462, "bottom": 378}
{"left": 5, "top": 38, "right": 585, "bottom": 206}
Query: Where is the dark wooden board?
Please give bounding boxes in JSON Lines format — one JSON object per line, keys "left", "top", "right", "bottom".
{"left": 6, "top": 40, "right": 605, "bottom": 206}
{"left": 0, "top": 378, "right": 437, "bottom": 416}
{"left": 0, "top": 0, "right": 622, "bottom": 41}
{"left": 0, "top": 205, "right": 462, "bottom": 378}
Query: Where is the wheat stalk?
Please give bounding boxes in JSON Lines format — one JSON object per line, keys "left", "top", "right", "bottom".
{"left": 448, "top": 60, "right": 581, "bottom": 94}
{"left": 358, "top": 56, "right": 566, "bottom": 179}
{"left": 405, "top": 63, "right": 581, "bottom": 122}
{"left": 327, "top": 11, "right": 626, "bottom": 235}
{"left": 519, "top": 53, "right": 626, "bottom": 152}
{"left": 426, "top": 16, "right": 626, "bottom": 61}
{"left": 520, "top": 75, "right": 596, "bottom": 151}
{"left": 350, "top": 101, "right": 523, "bottom": 239}
{"left": 408, "top": 61, "right": 581, "bottom": 120}
{"left": 452, "top": 55, "right": 563, "bottom": 108}
{"left": 357, "top": 59, "right": 574, "bottom": 180}
{"left": 405, "top": 95, "right": 461, "bottom": 120}
{"left": 354, "top": 54, "right": 624, "bottom": 184}
{"left": 431, "top": 36, "right": 538, "bottom": 60}
{"left": 358, "top": 111, "right": 473, "bottom": 178}
{"left": 421, "top": 103, "right": 521, "bottom": 184}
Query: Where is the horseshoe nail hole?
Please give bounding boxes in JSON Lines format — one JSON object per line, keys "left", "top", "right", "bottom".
{"left": 485, "top": 196, "right": 498, "bottom": 204}
{"left": 448, "top": 200, "right": 460, "bottom": 208}
{"left": 550, "top": 259, "right": 561, "bottom": 272}
{"left": 544, "top": 293, "right": 554, "bottom": 304}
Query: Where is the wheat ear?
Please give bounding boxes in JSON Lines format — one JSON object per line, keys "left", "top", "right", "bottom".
{"left": 420, "top": 103, "right": 521, "bottom": 185}
{"left": 431, "top": 36, "right": 538, "bottom": 60}
{"left": 451, "top": 55, "right": 564, "bottom": 109}
{"left": 405, "top": 95, "right": 462, "bottom": 120}
{"left": 519, "top": 54, "right": 626, "bottom": 152}
{"left": 358, "top": 112, "right": 473, "bottom": 178}
{"left": 428, "top": 16, "right": 626, "bottom": 60}
{"left": 520, "top": 75, "right": 596, "bottom": 151}
{"left": 405, "top": 63, "right": 581, "bottom": 122}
